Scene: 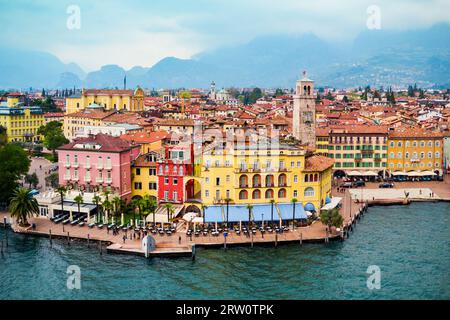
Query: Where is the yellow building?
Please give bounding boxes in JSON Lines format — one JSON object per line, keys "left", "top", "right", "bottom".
{"left": 65, "top": 87, "right": 145, "bottom": 114}
{"left": 0, "top": 95, "right": 45, "bottom": 143}
{"left": 199, "top": 136, "right": 333, "bottom": 212}
{"left": 315, "top": 127, "right": 329, "bottom": 156}
{"left": 63, "top": 108, "right": 116, "bottom": 141}
{"left": 387, "top": 128, "right": 444, "bottom": 175}
{"left": 131, "top": 152, "right": 160, "bottom": 200}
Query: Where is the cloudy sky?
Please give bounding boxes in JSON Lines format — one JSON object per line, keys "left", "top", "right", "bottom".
{"left": 1, "top": 0, "right": 449, "bottom": 71}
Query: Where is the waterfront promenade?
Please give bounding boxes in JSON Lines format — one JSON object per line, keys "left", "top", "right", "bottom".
{"left": 3, "top": 176, "right": 449, "bottom": 258}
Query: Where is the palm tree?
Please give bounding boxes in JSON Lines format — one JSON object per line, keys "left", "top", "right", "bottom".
{"left": 102, "top": 199, "right": 112, "bottom": 224}
{"left": 9, "top": 188, "right": 39, "bottom": 226}
{"left": 131, "top": 198, "right": 142, "bottom": 225}
{"left": 164, "top": 202, "right": 174, "bottom": 223}
{"left": 225, "top": 198, "right": 232, "bottom": 226}
{"left": 102, "top": 189, "right": 111, "bottom": 202}
{"left": 92, "top": 194, "right": 101, "bottom": 223}
{"left": 246, "top": 204, "right": 253, "bottom": 228}
{"left": 291, "top": 198, "right": 298, "bottom": 230}
{"left": 201, "top": 204, "right": 208, "bottom": 224}
{"left": 112, "top": 196, "right": 122, "bottom": 223}
{"left": 55, "top": 186, "right": 67, "bottom": 217}
{"left": 270, "top": 199, "right": 275, "bottom": 225}
{"left": 74, "top": 194, "right": 84, "bottom": 221}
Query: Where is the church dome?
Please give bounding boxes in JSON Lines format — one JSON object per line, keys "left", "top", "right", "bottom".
{"left": 134, "top": 86, "right": 144, "bottom": 96}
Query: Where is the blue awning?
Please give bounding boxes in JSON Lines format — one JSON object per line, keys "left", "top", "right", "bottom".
{"left": 325, "top": 196, "right": 332, "bottom": 204}
{"left": 204, "top": 203, "right": 307, "bottom": 223}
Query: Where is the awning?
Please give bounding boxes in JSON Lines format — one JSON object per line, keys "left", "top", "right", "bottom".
{"left": 182, "top": 212, "right": 198, "bottom": 222}
{"left": 418, "top": 171, "right": 436, "bottom": 176}
{"left": 407, "top": 171, "right": 421, "bottom": 177}
{"left": 347, "top": 170, "right": 362, "bottom": 176}
{"left": 304, "top": 203, "right": 316, "bottom": 212}
{"left": 321, "top": 197, "right": 342, "bottom": 211}
{"left": 364, "top": 171, "right": 378, "bottom": 176}
{"left": 204, "top": 203, "right": 307, "bottom": 223}
{"left": 391, "top": 171, "right": 407, "bottom": 176}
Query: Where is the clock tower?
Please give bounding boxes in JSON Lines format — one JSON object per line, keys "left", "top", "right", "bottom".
{"left": 293, "top": 71, "right": 316, "bottom": 148}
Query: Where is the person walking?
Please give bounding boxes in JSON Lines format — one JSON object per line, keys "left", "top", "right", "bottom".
{"left": 122, "top": 235, "right": 126, "bottom": 243}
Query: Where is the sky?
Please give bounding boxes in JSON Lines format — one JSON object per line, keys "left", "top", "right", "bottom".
{"left": 1, "top": 0, "right": 450, "bottom": 72}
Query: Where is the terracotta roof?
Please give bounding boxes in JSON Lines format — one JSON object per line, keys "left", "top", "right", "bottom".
{"left": 121, "top": 130, "right": 168, "bottom": 144}
{"left": 66, "top": 109, "right": 116, "bottom": 120}
{"left": 388, "top": 127, "right": 444, "bottom": 139}
{"left": 43, "top": 112, "right": 65, "bottom": 118}
{"left": 84, "top": 89, "right": 134, "bottom": 96}
{"left": 58, "top": 134, "right": 137, "bottom": 153}
{"left": 304, "top": 155, "right": 334, "bottom": 172}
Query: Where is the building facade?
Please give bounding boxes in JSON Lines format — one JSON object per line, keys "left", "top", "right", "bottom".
{"left": 293, "top": 72, "right": 316, "bottom": 147}
{"left": 57, "top": 134, "right": 140, "bottom": 200}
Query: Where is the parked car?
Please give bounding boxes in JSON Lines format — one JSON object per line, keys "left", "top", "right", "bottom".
{"left": 379, "top": 182, "right": 394, "bottom": 188}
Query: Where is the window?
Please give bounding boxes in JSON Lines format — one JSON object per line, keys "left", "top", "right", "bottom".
{"left": 164, "top": 177, "right": 169, "bottom": 185}
{"left": 397, "top": 142, "right": 402, "bottom": 147}
{"left": 435, "top": 141, "right": 440, "bottom": 147}
{"left": 149, "top": 168, "right": 156, "bottom": 176}
{"left": 205, "top": 190, "right": 210, "bottom": 198}
{"left": 164, "top": 191, "right": 169, "bottom": 201}
{"left": 293, "top": 190, "right": 298, "bottom": 198}
{"left": 226, "top": 175, "right": 230, "bottom": 182}
{"left": 420, "top": 152, "right": 425, "bottom": 159}
{"left": 149, "top": 182, "right": 157, "bottom": 190}
{"left": 278, "top": 188, "right": 286, "bottom": 198}
{"left": 297, "top": 161, "right": 301, "bottom": 167}
{"left": 390, "top": 141, "right": 395, "bottom": 147}
{"left": 428, "top": 152, "right": 432, "bottom": 159}
{"left": 173, "top": 166, "right": 178, "bottom": 175}
{"left": 304, "top": 187, "right": 315, "bottom": 197}
{"left": 136, "top": 168, "right": 141, "bottom": 176}
{"left": 179, "top": 166, "right": 184, "bottom": 176}
{"left": 134, "top": 182, "right": 142, "bottom": 190}
{"left": 173, "top": 178, "right": 178, "bottom": 185}
{"left": 173, "top": 191, "right": 178, "bottom": 202}
{"left": 397, "top": 152, "right": 402, "bottom": 159}
{"left": 435, "top": 152, "right": 440, "bottom": 158}
{"left": 239, "top": 190, "right": 248, "bottom": 200}
{"left": 252, "top": 190, "right": 261, "bottom": 199}
{"left": 294, "top": 175, "right": 298, "bottom": 183}
{"left": 405, "top": 152, "right": 409, "bottom": 159}
{"left": 216, "top": 177, "right": 220, "bottom": 186}
{"left": 158, "top": 166, "right": 163, "bottom": 175}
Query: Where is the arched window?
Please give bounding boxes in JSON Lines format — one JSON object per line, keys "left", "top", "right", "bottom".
{"left": 304, "top": 187, "right": 315, "bottom": 197}
{"left": 179, "top": 166, "right": 184, "bottom": 176}
{"left": 265, "top": 175, "right": 274, "bottom": 187}
{"left": 278, "top": 174, "right": 286, "bottom": 186}
{"left": 252, "top": 190, "right": 261, "bottom": 199}
{"left": 239, "top": 190, "right": 248, "bottom": 200}
{"left": 278, "top": 188, "right": 286, "bottom": 198}
{"left": 239, "top": 175, "right": 248, "bottom": 187}
{"left": 265, "top": 189, "right": 274, "bottom": 199}
{"left": 252, "top": 175, "right": 261, "bottom": 187}
{"left": 158, "top": 165, "right": 163, "bottom": 175}
{"left": 165, "top": 165, "right": 169, "bottom": 173}
{"left": 173, "top": 165, "right": 178, "bottom": 175}
{"left": 314, "top": 174, "right": 318, "bottom": 182}
{"left": 305, "top": 174, "right": 309, "bottom": 182}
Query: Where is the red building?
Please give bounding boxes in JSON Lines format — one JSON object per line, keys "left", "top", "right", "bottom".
{"left": 157, "top": 144, "right": 194, "bottom": 204}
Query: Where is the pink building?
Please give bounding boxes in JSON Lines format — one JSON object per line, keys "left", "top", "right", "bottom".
{"left": 57, "top": 134, "right": 141, "bottom": 200}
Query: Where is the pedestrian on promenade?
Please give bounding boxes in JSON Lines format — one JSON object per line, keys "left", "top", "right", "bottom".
{"left": 178, "top": 236, "right": 181, "bottom": 244}
{"left": 122, "top": 235, "right": 126, "bottom": 243}
{"left": 419, "top": 189, "right": 422, "bottom": 195}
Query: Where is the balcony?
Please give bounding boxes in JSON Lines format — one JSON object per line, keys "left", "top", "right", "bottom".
{"left": 265, "top": 183, "right": 274, "bottom": 187}
{"left": 72, "top": 176, "right": 79, "bottom": 182}
{"left": 411, "top": 158, "right": 420, "bottom": 163}
{"left": 84, "top": 176, "right": 91, "bottom": 183}
{"left": 64, "top": 175, "right": 71, "bottom": 181}
{"left": 105, "top": 163, "right": 113, "bottom": 170}
{"left": 72, "top": 163, "right": 79, "bottom": 168}
{"left": 84, "top": 163, "right": 91, "bottom": 169}
{"left": 64, "top": 163, "right": 71, "bottom": 168}
{"left": 105, "top": 178, "right": 112, "bottom": 184}
{"left": 253, "top": 183, "right": 261, "bottom": 188}
{"left": 374, "top": 157, "right": 381, "bottom": 162}
{"left": 97, "top": 163, "right": 103, "bottom": 170}
{"left": 278, "top": 183, "right": 287, "bottom": 187}
{"left": 361, "top": 149, "right": 374, "bottom": 155}
{"left": 355, "top": 157, "right": 362, "bottom": 162}
{"left": 96, "top": 177, "right": 104, "bottom": 183}
{"left": 239, "top": 184, "right": 248, "bottom": 188}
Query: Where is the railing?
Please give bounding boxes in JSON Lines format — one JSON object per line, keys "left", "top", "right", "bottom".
{"left": 64, "top": 163, "right": 71, "bottom": 168}
{"left": 64, "top": 175, "right": 71, "bottom": 181}
{"left": 239, "top": 184, "right": 248, "bottom": 188}
{"left": 96, "top": 177, "right": 103, "bottom": 183}
{"left": 105, "top": 178, "right": 112, "bottom": 184}
{"left": 72, "top": 163, "right": 79, "bottom": 168}
{"left": 97, "top": 163, "right": 103, "bottom": 170}
{"left": 105, "top": 163, "right": 112, "bottom": 170}
{"left": 72, "top": 176, "right": 79, "bottom": 181}
{"left": 84, "top": 177, "right": 91, "bottom": 182}
{"left": 85, "top": 163, "right": 91, "bottom": 169}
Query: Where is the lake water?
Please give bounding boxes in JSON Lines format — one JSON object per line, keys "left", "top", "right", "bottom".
{"left": 0, "top": 202, "right": 449, "bottom": 300}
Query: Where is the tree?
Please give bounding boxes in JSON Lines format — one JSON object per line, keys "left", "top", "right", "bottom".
{"left": 102, "top": 199, "right": 112, "bottom": 224}
{"left": 246, "top": 204, "right": 254, "bottom": 227}
{"left": 45, "top": 172, "right": 59, "bottom": 188}
{"left": 55, "top": 186, "right": 67, "bottom": 218}
{"left": 93, "top": 194, "right": 102, "bottom": 223}
{"left": 131, "top": 198, "right": 142, "bottom": 224}
{"left": 342, "top": 96, "right": 349, "bottom": 103}
{"left": 112, "top": 196, "right": 123, "bottom": 222}
{"left": 164, "top": 202, "right": 174, "bottom": 223}
{"left": 0, "top": 143, "right": 31, "bottom": 204}
{"left": 9, "top": 188, "right": 39, "bottom": 226}
{"left": 320, "top": 208, "right": 344, "bottom": 230}
{"left": 141, "top": 195, "right": 157, "bottom": 225}
{"left": 224, "top": 198, "right": 232, "bottom": 226}
{"left": 270, "top": 199, "right": 275, "bottom": 224}
{"left": 0, "top": 125, "right": 7, "bottom": 146}
{"left": 291, "top": 198, "right": 298, "bottom": 230}
{"left": 74, "top": 194, "right": 84, "bottom": 220}
{"left": 25, "top": 172, "right": 39, "bottom": 189}
{"left": 38, "top": 121, "right": 68, "bottom": 160}
{"left": 274, "top": 88, "right": 284, "bottom": 97}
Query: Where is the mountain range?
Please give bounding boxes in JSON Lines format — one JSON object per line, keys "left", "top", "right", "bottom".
{"left": 1, "top": 23, "right": 449, "bottom": 90}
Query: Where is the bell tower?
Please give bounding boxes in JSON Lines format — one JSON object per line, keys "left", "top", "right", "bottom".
{"left": 293, "top": 71, "right": 316, "bottom": 147}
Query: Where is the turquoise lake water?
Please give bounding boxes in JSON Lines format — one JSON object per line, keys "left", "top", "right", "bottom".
{"left": 0, "top": 202, "right": 449, "bottom": 300}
